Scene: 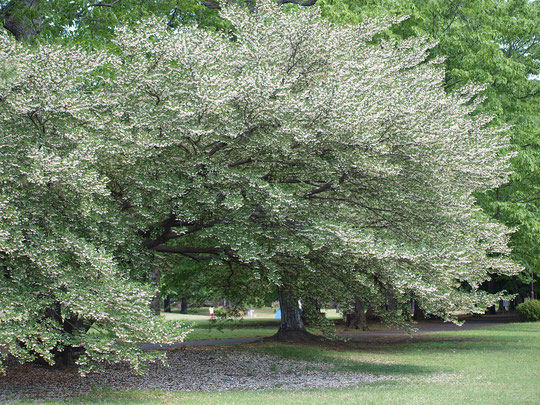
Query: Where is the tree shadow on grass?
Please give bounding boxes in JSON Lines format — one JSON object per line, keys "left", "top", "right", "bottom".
{"left": 243, "top": 343, "right": 437, "bottom": 377}
{"left": 241, "top": 330, "right": 517, "bottom": 378}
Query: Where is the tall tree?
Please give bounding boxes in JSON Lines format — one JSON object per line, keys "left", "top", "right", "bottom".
{"left": 89, "top": 1, "right": 518, "bottom": 329}
{"left": 1, "top": 0, "right": 522, "bottom": 364}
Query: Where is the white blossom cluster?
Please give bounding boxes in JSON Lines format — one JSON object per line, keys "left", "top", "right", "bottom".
{"left": 0, "top": 0, "right": 520, "bottom": 371}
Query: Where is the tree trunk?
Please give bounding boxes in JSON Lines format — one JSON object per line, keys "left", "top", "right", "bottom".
{"left": 163, "top": 295, "right": 172, "bottom": 312}
{"left": 30, "top": 305, "right": 91, "bottom": 368}
{"left": 273, "top": 286, "right": 312, "bottom": 341}
{"left": 2, "top": 0, "right": 43, "bottom": 41}
{"left": 180, "top": 297, "right": 188, "bottom": 314}
{"left": 487, "top": 277, "right": 497, "bottom": 314}
{"left": 345, "top": 298, "right": 368, "bottom": 330}
{"left": 413, "top": 300, "right": 425, "bottom": 321}
{"left": 509, "top": 298, "right": 516, "bottom": 311}
{"left": 386, "top": 288, "right": 397, "bottom": 311}
{"left": 149, "top": 267, "right": 161, "bottom": 315}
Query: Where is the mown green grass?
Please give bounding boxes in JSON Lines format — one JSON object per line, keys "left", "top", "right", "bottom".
{"left": 163, "top": 307, "right": 342, "bottom": 341}
{"left": 184, "top": 322, "right": 278, "bottom": 341}
{"left": 35, "top": 322, "right": 540, "bottom": 404}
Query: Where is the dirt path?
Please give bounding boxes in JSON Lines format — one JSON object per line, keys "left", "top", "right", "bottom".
{"left": 142, "top": 315, "right": 518, "bottom": 350}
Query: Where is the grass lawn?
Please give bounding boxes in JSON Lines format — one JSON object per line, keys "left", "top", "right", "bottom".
{"left": 41, "top": 322, "right": 540, "bottom": 404}
{"left": 162, "top": 307, "right": 280, "bottom": 341}
{"left": 163, "top": 307, "right": 342, "bottom": 341}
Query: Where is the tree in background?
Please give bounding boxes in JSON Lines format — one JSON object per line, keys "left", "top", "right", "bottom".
{"left": 160, "top": 256, "right": 276, "bottom": 314}
{"left": 0, "top": 0, "right": 227, "bottom": 42}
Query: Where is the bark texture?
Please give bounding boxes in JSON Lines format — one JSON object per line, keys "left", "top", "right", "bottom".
{"left": 150, "top": 267, "right": 161, "bottom": 315}
{"left": 345, "top": 298, "right": 368, "bottom": 330}
{"left": 273, "top": 286, "right": 314, "bottom": 341}
{"left": 2, "top": 0, "right": 42, "bottom": 41}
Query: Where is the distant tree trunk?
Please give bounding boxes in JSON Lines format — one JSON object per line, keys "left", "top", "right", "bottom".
{"left": 274, "top": 285, "right": 312, "bottom": 341}
{"left": 386, "top": 288, "right": 397, "bottom": 311}
{"left": 150, "top": 267, "right": 161, "bottom": 315}
{"left": 365, "top": 305, "right": 377, "bottom": 321}
{"left": 345, "top": 298, "right": 368, "bottom": 330}
{"left": 413, "top": 300, "right": 425, "bottom": 321}
{"left": 530, "top": 272, "right": 535, "bottom": 300}
{"left": 180, "top": 297, "right": 188, "bottom": 314}
{"left": 487, "top": 277, "right": 497, "bottom": 314}
{"left": 2, "top": 0, "right": 43, "bottom": 41}
{"left": 163, "top": 295, "right": 172, "bottom": 312}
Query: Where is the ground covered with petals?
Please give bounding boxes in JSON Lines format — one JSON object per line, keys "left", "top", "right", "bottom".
{"left": 0, "top": 347, "right": 385, "bottom": 401}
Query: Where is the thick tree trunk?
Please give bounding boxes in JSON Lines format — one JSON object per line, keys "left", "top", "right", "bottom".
{"left": 30, "top": 305, "right": 90, "bottom": 368}
{"left": 150, "top": 267, "right": 161, "bottom": 315}
{"left": 345, "top": 298, "right": 368, "bottom": 330}
{"left": 2, "top": 0, "right": 42, "bottom": 41}
{"left": 55, "top": 346, "right": 75, "bottom": 367}
{"left": 273, "top": 286, "right": 312, "bottom": 341}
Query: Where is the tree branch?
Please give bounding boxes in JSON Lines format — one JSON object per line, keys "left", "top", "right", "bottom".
{"left": 145, "top": 218, "right": 222, "bottom": 249}
{"left": 229, "top": 158, "right": 253, "bottom": 168}
{"left": 305, "top": 181, "right": 333, "bottom": 198}
{"left": 88, "top": 0, "right": 122, "bottom": 7}
{"left": 277, "top": 0, "right": 317, "bottom": 6}
{"left": 150, "top": 245, "right": 222, "bottom": 254}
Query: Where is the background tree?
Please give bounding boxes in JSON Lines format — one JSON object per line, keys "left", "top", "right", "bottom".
{"left": 0, "top": 0, "right": 228, "bottom": 43}
{"left": 160, "top": 256, "right": 275, "bottom": 314}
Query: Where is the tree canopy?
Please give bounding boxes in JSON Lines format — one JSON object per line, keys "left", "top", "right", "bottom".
{"left": 0, "top": 0, "right": 523, "bottom": 369}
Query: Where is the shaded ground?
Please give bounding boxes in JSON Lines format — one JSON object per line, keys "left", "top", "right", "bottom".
{"left": 0, "top": 348, "right": 385, "bottom": 402}
{"left": 143, "top": 314, "right": 518, "bottom": 350}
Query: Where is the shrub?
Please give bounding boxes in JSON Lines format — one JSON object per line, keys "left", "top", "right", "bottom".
{"left": 213, "top": 306, "right": 228, "bottom": 318}
{"left": 516, "top": 300, "right": 540, "bottom": 322}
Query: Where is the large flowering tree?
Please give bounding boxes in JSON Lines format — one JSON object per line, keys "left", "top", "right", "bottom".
{"left": 1, "top": 0, "right": 520, "bottom": 367}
